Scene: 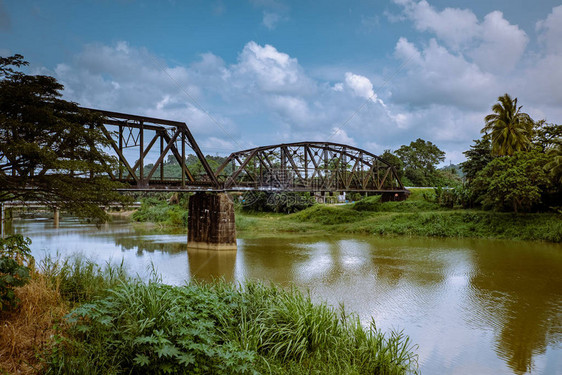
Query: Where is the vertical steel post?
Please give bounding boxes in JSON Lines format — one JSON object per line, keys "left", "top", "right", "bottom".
{"left": 160, "top": 132, "right": 164, "bottom": 181}
{"left": 118, "top": 125, "right": 123, "bottom": 180}
{"left": 89, "top": 124, "right": 94, "bottom": 179}
{"left": 139, "top": 121, "right": 144, "bottom": 185}
{"left": 181, "top": 131, "right": 186, "bottom": 187}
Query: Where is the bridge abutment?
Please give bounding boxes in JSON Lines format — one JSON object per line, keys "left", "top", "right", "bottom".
{"left": 188, "top": 192, "right": 237, "bottom": 251}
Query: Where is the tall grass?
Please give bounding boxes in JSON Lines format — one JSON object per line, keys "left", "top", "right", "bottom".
{"left": 46, "top": 279, "right": 419, "bottom": 374}
{"left": 39, "top": 255, "right": 129, "bottom": 304}
{"left": 0, "top": 273, "right": 68, "bottom": 374}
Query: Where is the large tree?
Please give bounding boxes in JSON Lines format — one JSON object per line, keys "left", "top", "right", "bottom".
{"left": 460, "top": 138, "right": 494, "bottom": 182}
{"left": 395, "top": 138, "right": 445, "bottom": 186}
{"left": 472, "top": 151, "right": 550, "bottom": 213}
{"left": 380, "top": 149, "right": 404, "bottom": 180}
{"left": 0, "top": 55, "right": 129, "bottom": 222}
{"left": 482, "top": 93, "right": 534, "bottom": 156}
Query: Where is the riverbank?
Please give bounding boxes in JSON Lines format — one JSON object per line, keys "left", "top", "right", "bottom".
{"left": 237, "top": 207, "right": 562, "bottom": 242}
{"left": 0, "top": 256, "right": 418, "bottom": 374}
{"left": 131, "top": 189, "right": 562, "bottom": 243}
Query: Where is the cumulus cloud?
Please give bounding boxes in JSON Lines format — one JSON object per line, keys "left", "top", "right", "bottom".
{"left": 536, "top": 5, "right": 562, "bottom": 55}
{"left": 231, "top": 41, "right": 315, "bottom": 95}
{"left": 394, "top": 0, "right": 479, "bottom": 48}
{"left": 52, "top": 34, "right": 562, "bottom": 165}
{"left": 392, "top": 38, "right": 497, "bottom": 109}
{"left": 469, "top": 11, "right": 528, "bottom": 73}
{"left": 392, "top": 0, "right": 528, "bottom": 73}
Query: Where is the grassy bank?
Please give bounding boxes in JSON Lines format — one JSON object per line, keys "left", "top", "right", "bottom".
{"left": 238, "top": 189, "right": 562, "bottom": 242}
{"left": 131, "top": 189, "right": 562, "bottom": 242}
{"left": 1, "top": 256, "right": 418, "bottom": 374}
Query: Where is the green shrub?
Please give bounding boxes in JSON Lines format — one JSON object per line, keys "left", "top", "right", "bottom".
{"left": 48, "top": 281, "right": 419, "bottom": 375}
{"left": 132, "top": 197, "right": 189, "bottom": 227}
{"left": 0, "top": 235, "right": 34, "bottom": 310}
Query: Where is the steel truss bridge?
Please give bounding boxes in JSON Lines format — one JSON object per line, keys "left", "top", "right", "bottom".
{"left": 44, "top": 109, "right": 408, "bottom": 195}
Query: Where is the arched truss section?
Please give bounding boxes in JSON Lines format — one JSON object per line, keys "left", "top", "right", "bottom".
{"left": 215, "top": 142, "right": 406, "bottom": 193}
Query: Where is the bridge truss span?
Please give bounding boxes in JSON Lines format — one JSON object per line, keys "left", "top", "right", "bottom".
{"left": 86, "top": 108, "right": 220, "bottom": 190}
{"left": 215, "top": 142, "right": 407, "bottom": 193}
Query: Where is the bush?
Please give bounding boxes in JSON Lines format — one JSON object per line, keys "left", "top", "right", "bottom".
{"left": 132, "top": 196, "right": 189, "bottom": 227}
{"left": 0, "top": 235, "right": 34, "bottom": 311}
{"left": 48, "top": 281, "right": 419, "bottom": 375}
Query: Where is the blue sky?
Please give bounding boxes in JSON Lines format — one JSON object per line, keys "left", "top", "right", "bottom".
{"left": 2, "top": 0, "right": 562, "bottom": 163}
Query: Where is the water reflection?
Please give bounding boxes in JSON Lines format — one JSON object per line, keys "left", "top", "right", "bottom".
{"left": 187, "top": 249, "right": 236, "bottom": 282}
{"left": 6, "top": 218, "right": 562, "bottom": 375}
{"left": 468, "top": 241, "right": 562, "bottom": 374}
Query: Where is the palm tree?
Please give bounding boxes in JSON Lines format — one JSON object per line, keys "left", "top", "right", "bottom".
{"left": 482, "top": 93, "right": 534, "bottom": 156}
{"left": 546, "top": 144, "right": 562, "bottom": 184}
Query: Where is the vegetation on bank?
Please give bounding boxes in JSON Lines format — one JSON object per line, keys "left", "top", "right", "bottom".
{"left": 238, "top": 203, "right": 562, "bottom": 243}
{"left": 1, "top": 239, "right": 419, "bottom": 374}
{"left": 130, "top": 189, "right": 562, "bottom": 242}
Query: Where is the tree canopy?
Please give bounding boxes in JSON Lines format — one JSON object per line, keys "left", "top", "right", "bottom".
{"left": 482, "top": 93, "right": 534, "bottom": 156}
{"left": 395, "top": 138, "right": 445, "bottom": 186}
{"left": 0, "top": 54, "right": 129, "bottom": 222}
{"left": 460, "top": 138, "right": 494, "bottom": 182}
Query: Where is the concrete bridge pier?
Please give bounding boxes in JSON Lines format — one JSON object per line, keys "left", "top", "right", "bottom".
{"left": 187, "top": 192, "right": 237, "bottom": 251}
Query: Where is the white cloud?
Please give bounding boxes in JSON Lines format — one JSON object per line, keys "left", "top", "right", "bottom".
{"left": 394, "top": 0, "right": 479, "bottom": 48}
{"left": 392, "top": 38, "right": 497, "bottom": 109}
{"left": 231, "top": 41, "right": 316, "bottom": 95}
{"left": 393, "top": 0, "right": 528, "bottom": 73}
{"left": 536, "top": 5, "right": 562, "bottom": 55}
{"left": 48, "top": 34, "right": 562, "bottom": 166}
{"left": 345, "top": 72, "right": 375, "bottom": 101}
{"left": 469, "top": 11, "right": 528, "bottom": 73}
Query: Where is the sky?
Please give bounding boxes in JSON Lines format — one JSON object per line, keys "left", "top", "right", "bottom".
{"left": 2, "top": 0, "right": 562, "bottom": 164}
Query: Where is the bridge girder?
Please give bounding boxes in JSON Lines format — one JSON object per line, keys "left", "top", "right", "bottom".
{"left": 215, "top": 142, "right": 406, "bottom": 193}
{"left": 85, "top": 108, "right": 220, "bottom": 190}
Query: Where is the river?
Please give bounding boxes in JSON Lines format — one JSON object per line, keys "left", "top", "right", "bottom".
{"left": 5, "top": 217, "right": 562, "bottom": 375}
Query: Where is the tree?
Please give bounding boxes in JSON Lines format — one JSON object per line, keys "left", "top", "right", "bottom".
{"left": 545, "top": 144, "right": 562, "bottom": 185}
{"left": 482, "top": 93, "right": 534, "bottom": 156}
{"left": 532, "top": 120, "right": 562, "bottom": 152}
{"left": 460, "top": 138, "right": 495, "bottom": 182}
{"left": 380, "top": 149, "right": 404, "bottom": 180}
{"left": 472, "top": 151, "right": 550, "bottom": 213}
{"left": 395, "top": 138, "right": 445, "bottom": 186}
{"left": 0, "top": 54, "right": 129, "bottom": 222}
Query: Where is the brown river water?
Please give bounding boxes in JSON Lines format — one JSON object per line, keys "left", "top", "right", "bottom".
{"left": 6, "top": 217, "right": 562, "bottom": 375}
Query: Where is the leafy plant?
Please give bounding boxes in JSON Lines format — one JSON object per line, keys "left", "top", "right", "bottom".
{"left": 0, "top": 235, "right": 34, "bottom": 310}
{"left": 48, "top": 280, "right": 419, "bottom": 374}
